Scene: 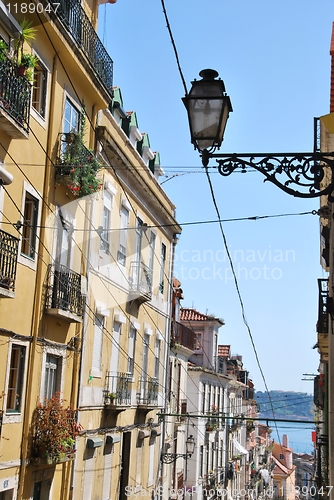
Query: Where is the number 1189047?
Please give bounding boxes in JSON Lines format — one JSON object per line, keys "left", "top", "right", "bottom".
{"left": 6, "top": 3, "right": 60, "bottom": 14}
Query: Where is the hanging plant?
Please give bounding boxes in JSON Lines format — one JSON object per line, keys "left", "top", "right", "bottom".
{"left": 57, "top": 107, "right": 103, "bottom": 197}
{"left": 31, "top": 393, "right": 82, "bottom": 464}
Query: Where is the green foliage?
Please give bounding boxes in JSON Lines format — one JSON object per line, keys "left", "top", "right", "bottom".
{"left": 57, "top": 107, "right": 103, "bottom": 197}
{"left": 0, "top": 40, "right": 8, "bottom": 62}
{"left": 14, "top": 18, "right": 37, "bottom": 62}
{"left": 58, "top": 135, "right": 103, "bottom": 197}
{"left": 255, "top": 390, "right": 314, "bottom": 420}
{"left": 20, "top": 53, "right": 38, "bottom": 69}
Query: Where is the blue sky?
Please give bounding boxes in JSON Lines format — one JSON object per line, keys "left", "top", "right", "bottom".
{"left": 99, "top": 0, "right": 334, "bottom": 392}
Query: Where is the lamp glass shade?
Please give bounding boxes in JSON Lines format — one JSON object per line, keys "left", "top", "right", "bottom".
{"left": 186, "top": 435, "right": 195, "bottom": 455}
{"left": 183, "top": 70, "right": 232, "bottom": 152}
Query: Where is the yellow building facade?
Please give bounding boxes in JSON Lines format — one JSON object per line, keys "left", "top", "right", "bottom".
{"left": 0, "top": 1, "right": 180, "bottom": 499}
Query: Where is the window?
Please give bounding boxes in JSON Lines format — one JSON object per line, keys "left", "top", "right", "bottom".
{"left": 21, "top": 193, "right": 38, "bottom": 259}
{"left": 64, "top": 97, "right": 80, "bottom": 134}
{"left": 117, "top": 206, "right": 129, "bottom": 265}
{"left": 33, "top": 480, "right": 52, "bottom": 500}
{"left": 100, "top": 190, "right": 113, "bottom": 253}
{"left": 148, "top": 231, "right": 156, "bottom": 272}
{"left": 127, "top": 327, "right": 136, "bottom": 376}
{"left": 44, "top": 354, "right": 60, "bottom": 400}
{"left": 142, "top": 334, "right": 149, "bottom": 381}
{"left": 159, "top": 243, "right": 166, "bottom": 293}
{"left": 7, "top": 345, "right": 26, "bottom": 412}
{"left": 32, "top": 60, "right": 47, "bottom": 118}
{"left": 202, "top": 383, "right": 206, "bottom": 413}
{"left": 194, "top": 331, "right": 202, "bottom": 351}
{"left": 0, "top": 489, "right": 14, "bottom": 500}
{"left": 56, "top": 209, "right": 73, "bottom": 268}
{"left": 92, "top": 314, "right": 104, "bottom": 373}
{"left": 154, "top": 338, "right": 160, "bottom": 379}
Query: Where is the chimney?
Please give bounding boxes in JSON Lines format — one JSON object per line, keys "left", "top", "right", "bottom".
{"left": 330, "top": 22, "right": 334, "bottom": 112}
{"left": 282, "top": 434, "right": 288, "bottom": 448}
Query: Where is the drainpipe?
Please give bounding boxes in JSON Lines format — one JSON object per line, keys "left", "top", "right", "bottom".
{"left": 17, "top": 54, "right": 58, "bottom": 500}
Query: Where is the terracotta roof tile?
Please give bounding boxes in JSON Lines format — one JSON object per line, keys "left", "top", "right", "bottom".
{"left": 218, "top": 345, "right": 230, "bottom": 357}
{"left": 180, "top": 308, "right": 224, "bottom": 324}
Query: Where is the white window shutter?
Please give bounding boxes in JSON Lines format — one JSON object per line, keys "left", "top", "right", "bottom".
{"left": 102, "top": 450, "right": 113, "bottom": 500}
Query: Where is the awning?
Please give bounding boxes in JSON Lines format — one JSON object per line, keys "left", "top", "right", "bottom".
{"left": 233, "top": 438, "right": 249, "bottom": 457}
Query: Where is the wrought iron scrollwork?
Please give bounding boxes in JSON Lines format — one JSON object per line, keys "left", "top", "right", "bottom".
{"left": 203, "top": 151, "right": 334, "bottom": 199}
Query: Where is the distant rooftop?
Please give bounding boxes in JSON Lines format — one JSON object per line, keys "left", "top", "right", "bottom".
{"left": 180, "top": 308, "right": 224, "bottom": 325}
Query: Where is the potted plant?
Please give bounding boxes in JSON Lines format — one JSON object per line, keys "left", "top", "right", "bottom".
{"left": 56, "top": 111, "right": 103, "bottom": 197}
{"left": 108, "top": 392, "right": 117, "bottom": 403}
{"left": 17, "top": 53, "right": 38, "bottom": 79}
{"left": 14, "top": 19, "right": 37, "bottom": 62}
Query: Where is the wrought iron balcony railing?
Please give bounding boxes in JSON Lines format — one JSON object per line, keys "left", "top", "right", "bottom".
{"left": 0, "top": 229, "right": 19, "bottom": 292}
{"left": 104, "top": 372, "right": 133, "bottom": 406}
{"left": 45, "top": 264, "right": 84, "bottom": 318}
{"left": 0, "top": 53, "right": 31, "bottom": 134}
{"left": 129, "top": 262, "right": 153, "bottom": 302}
{"left": 45, "top": 0, "right": 113, "bottom": 95}
{"left": 137, "top": 377, "right": 159, "bottom": 406}
{"left": 172, "top": 321, "right": 195, "bottom": 350}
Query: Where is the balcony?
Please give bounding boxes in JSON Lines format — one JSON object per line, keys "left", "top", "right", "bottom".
{"left": 129, "top": 262, "right": 152, "bottom": 304}
{"left": 0, "top": 53, "right": 31, "bottom": 137}
{"left": 243, "top": 387, "right": 255, "bottom": 400}
{"left": 137, "top": 377, "right": 159, "bottom": 407}
{"left": 172, "top": 321, "right": 195, "bottom": 351}
{"left": 45, "top": 264, "right": 84, "bottom": 322}
{"left": 104, "top": 372, "right": 133, "bottom": 408}
{"left": 317, "top": 278, "right": 329, "bottom": 334}
{"left": 0, "top": 229, "right": 19, "bottom": 297}
{"left": 44, "top": 0, "right": 113, "bottom": 96}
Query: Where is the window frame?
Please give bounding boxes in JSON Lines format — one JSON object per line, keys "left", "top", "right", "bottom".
{"left": 44, "top": 354, "right": 61, "bottom": 400}
{"left": 18, "top": 183, "right": 42, "bottom": 270}
{"left": 21, "top": 192, "right": 38, "bottom": 260}
{"left": 100, "top": 188, "right": 114, "bottom": 254}
{"left": 40, "top": 346, "right": 66, "bottom": 402}
{"left": 91, "top": 313, "right": 104, "bottom": 378}
{"left": 117, "top": 204, "right": 129, "bottom": 266}
{"left": 3, "top": 339, "right": 29, "bottom": 424}
{"left": 31, "top": 58, "right": 48, "bottom": 119}
{"left": 127, "top": 326, "right": 136, "bottom": 377}
{"left": 63, "top": 96, "right": 80, "bottom": 134}
{"left": 159, "top": 242, "right": 166, "bottom": 294}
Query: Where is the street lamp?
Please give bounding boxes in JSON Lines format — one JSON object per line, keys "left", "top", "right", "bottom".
{"left": 182, "top": 69, "right": 334, "bottom": 199}
{"left": 160, "top": 434, "right": 195, "bottom": 464}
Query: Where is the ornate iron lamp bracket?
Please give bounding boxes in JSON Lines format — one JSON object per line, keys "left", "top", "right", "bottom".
{"left": 202, "top": 151, "right": 334, "bottom": 199}
{"left": 160, "top": 452, "right": 191, "bottom": 464}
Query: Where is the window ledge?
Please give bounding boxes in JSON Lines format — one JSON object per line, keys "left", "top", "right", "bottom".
{"left": 3, "top": 412, "right": 23, "bottom": 424}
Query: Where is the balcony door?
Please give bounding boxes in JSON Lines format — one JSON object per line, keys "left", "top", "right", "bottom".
{"left": 140, "top": 334, "right": 149, "bottom": 402}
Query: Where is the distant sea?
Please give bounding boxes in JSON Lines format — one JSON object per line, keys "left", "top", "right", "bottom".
{"left": 270, "top": 422, "right": 315, "bottom": 454}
